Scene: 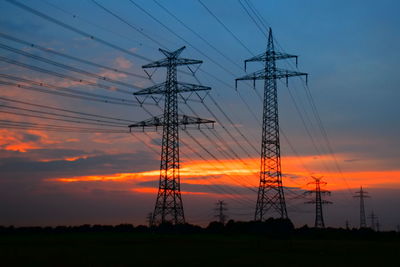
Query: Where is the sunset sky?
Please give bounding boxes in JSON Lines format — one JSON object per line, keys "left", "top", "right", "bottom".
{"left": 0, "top": 0, "right": 399, "bottom": 230}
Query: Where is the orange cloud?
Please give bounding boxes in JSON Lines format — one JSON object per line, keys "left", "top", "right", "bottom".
{"left": 0, "top": 129, "right": 58, "bottom": 152}
{"left": 114, "top": 57, "right": 133, "bottom": 69}
{"left": 47, "top": 155, "right": 400, "bottom": 195}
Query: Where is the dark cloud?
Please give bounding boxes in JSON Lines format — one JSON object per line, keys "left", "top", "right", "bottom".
{"left": 0, "top": 149, "right": 158, "bottom": 182}
{"left": 21, "top": 133, "right": 41, "bottom": 143}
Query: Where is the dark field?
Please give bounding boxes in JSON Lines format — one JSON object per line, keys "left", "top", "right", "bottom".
{"left": 1, "top": 231, "right": 399, "bottom": 266}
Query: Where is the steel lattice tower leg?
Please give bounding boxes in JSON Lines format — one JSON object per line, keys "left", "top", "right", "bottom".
{"left": 129, "top": 47, "right": 214, "bottom": 225}
{"left": 314, "top": 179, "right": 324, "bottom": 228}
{"left": 154, "top": 57, "right": 184, "bottom": 224}
{"left": 236, "top": 28, "right": 307, "bottom": 221}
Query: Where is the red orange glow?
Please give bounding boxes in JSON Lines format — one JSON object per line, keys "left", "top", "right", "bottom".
{"left": 47, "top": 156, "right": 400, "bottom": 195}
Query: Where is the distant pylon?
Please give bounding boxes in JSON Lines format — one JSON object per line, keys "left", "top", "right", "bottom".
{"left": 129, "top": 46, "right": 214, "bottom": 225}
{"left": 235, "top": 28, "right": 307, "bottom": 221}
{"left": 345, "top": 220, "right": 350, "bottom": 230}
{"left": 146, "top": 212, "right": 154, "bottom": 227}
{"left": 214, "top": 200, "right": 228, "bottom": 224}
{"left": 304, "top": 176, "right": 332, "bottom": 228}
{"left": 353, "top": 186, "right": 370, "bottom": 228}
{"left": 368, "top": 211, "right": 377, "bottom": 231}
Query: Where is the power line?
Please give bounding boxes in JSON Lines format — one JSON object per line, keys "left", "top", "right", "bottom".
{"left": 0, "top": 54, "right": 136, "bottom": 95}
{"left": 40, "top": 0, "right": 159, "bottom": 51}
{"left": 0, "top": 108, "right": 127, "bottom": 128}
{"left": 198, "top": 0, "right": 254, "bottom": 56}
{"left": 7, "top": 0, "right": 263, "bottom": 166}
{"left": 0, "top": 74, "right": 147, "bottom": 107}
{"left": 237, "top": 0, "right": 267, "bottom": 38}
{"left": 90, "top": 0, "right": 168, "bottom": 50}
{"left": 0, "top": 104, "right": 128, "bottom": 127}
{"left": 183, "top": 129, "right": 257, "bottom": 194}
{"left": 0, "top": 119, "right": 128, "bottom": 133}
{"left": 0, "top": 42, "right": 140, "bottom": 90}
{"left": 0, "top": 32, "right": 151, "bottom": 81}
{"left": 242, "top": 0, "right": 353, "bottom": 194}
{"left": 5, "top": 0, "right": 153, "bottom": 62}
{"left": 128, "top": 0, "right": 240, "bottom": 77}
{"left": 153, "top": 0, "right": 243, "bottom": 71}
{"left": 0, "top": 96, "right": 136, "bottom": 123}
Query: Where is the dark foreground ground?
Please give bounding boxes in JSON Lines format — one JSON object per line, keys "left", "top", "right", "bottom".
{"left": 1, "top": 230, "right": 399, "bottom": 266}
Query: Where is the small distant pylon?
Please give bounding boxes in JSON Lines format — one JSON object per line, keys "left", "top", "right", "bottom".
{"left": 214, "top": 200, "right": 228, "bottom": 224}
{"left": 353, "top": 186, "right": 370, "bottom": 228}
{"left": 146, "top": 212, "right": 154, "bottom": 227}
{"left": 345, "top": 220, "right": 350, "bottom": 230}
{"left": 304, "top": 176, "right": 332, "bottom": 228}
{"left": 368, "top": 211, "right": 377, "bottom": 231}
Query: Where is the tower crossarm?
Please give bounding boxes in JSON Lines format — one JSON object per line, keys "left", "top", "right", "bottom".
{"left": 141, "top": 46, "right": 203, "bottom": 68}
{"left": 244, "top": 51, "right": 298, "bottom": 70}
{"left": 236, "top": 67, "right": 307, "bottom": 81}
{"left": 143, "top": 58, "right": 203, "bottom": 68}
{"left": 235, "top": 68, "right": 307, "bottom": 88}
{"left": 133, "top": 81, "right": 211, "bottom": 95}
{"left": 128, "top": 114, "right": 214, "bottom": 129}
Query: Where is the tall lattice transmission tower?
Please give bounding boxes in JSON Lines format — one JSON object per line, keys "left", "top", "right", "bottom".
{"left": 129, "top": 46, "right": 214, "bottom": 225}
{"left": 304, "top": 176, "right": 332, "bottom": 228}
{"left": 214, "top": 200, "right": 228, "bottom": 224}
{"left": 353, "top": 186, "right": 370, "bottom": 228}
{"left": 235, "top": 28, "right": 307, "bottom": 221}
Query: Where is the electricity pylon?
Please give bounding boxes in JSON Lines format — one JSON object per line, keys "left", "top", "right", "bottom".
{"left": 214, "top": 200, "right": 228, "bottom": 224}
{"left": 368, "top": 211, "right": 377, "bottom": 231}
{"left": 129, "top": 46, "right": 214, "bottom": 225}
{"left": 235, "top": 28, "right": 307, "bottom": 221}
{"left": 146, "top": 212, "right": 154, "bottom": 227}
{"left": 304, "top": 176, "right": 332, "bottom": 228}
{"left": 353, "top": 186, "right": 370, "bottom": 228}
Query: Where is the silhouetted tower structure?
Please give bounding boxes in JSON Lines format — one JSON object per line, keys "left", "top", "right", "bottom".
{"left": 146, "top": 212, "right": 154, "bottom": 227}
{"left": 368, "top": 211, "right": 377, "bottom": 231}
{"left": 235, "top": 28, "right": 307, "bottom": 221}
{"left": 353, "top": 186, "right": 370, "bottom": 228}
{"left": 304, "top": 176, "right": 332, "bottom": 228}
{"left": 214, "top": 200, "right": 228, "bottom": 224}
{"left": 345, "top": 220, "right": 350, "bottom": 230}
{"left": 129, "top": 47, "right": 214, "bottom": 225}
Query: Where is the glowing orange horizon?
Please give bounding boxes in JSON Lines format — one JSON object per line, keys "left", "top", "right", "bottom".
{"left": 47, "top": 156, "right": 400, "bottom": 194}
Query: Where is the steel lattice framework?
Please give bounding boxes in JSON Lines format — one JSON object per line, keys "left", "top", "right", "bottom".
{"left": 129, "top": 47, "right": 214, "bottom": 225}
{"left": 215, "top": 200, "right": 228, "bottom": 225}
{"left": 304, "top": 176, "right": 332, "bottom": 228}
{"left": 235, "top": 28, "right": 307, "bottom": 220}
{"left": 353, "top": 186, "right": 370, "bottom": 228}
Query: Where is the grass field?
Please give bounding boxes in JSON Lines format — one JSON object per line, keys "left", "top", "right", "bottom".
{"left": 1, "top": 232, "right": 399, "bottom": 266}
